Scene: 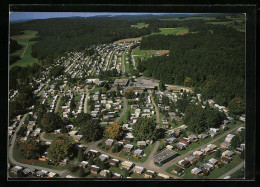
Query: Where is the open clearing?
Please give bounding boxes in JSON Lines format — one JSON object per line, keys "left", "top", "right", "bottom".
{"left": 147, "top": 27, "right": 189, "bottom": 37}
{"left": 10, "top": 30, "right": 39, "bottom": 69}
{"left": 131, "top": 22, "right": 149, "bottom": 29}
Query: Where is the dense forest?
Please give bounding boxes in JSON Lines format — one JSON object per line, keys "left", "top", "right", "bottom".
{"left": 137, "top": 24, "right": 245, "bottom": 113}
{"left": 10, "top": 17, "right": 157, "bottom": 61}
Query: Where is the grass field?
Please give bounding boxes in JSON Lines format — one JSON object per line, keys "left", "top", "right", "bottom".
{"left": 131, "top": 23, "right": 149, "bottom": 29}
{"left": 10, "top": 30, "right": 39, "bottom": 69}
{"left": 145, "top": 27, "right": 189, "bottom": 37}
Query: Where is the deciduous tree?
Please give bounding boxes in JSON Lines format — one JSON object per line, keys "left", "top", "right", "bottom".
{"left": 19, "top": 137, "right": 41, "bottom": 159}
{"left": 47, "top": 136, "right": 73, "bottom": 163}
{"left": 104, "top": 122, "right": 124, "bottom": 141}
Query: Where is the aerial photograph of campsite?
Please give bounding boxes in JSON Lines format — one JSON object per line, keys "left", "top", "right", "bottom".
{"left": 8, "top": 12, "right": 246, "bottom": 180}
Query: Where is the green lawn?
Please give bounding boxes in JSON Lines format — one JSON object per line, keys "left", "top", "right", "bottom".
{"left": 10, "top": 30, "right": 39, "bottom": 69}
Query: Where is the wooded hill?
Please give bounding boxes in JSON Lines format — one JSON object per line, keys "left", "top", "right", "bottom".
{"left": 137, "top": 23, "right": 245, "bottom": 112}
{"left": 10, "top": 17, "right": 156, "bottom": 62}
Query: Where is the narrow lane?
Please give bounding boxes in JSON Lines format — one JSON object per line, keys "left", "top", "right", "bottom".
{"left": 115, "top": 97, "right": 127, "bottom": 123}
{"left": 218, "top": 161, "right": 245, "bottom": 179}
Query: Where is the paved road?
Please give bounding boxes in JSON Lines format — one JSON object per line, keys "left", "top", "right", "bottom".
{"left": 8, "top": 113, "right": 68, "bottom": 176}
{"left": 131, "top": 53, "right": 137, "bottom": 70}
{"left": 115, "top": 97, "right": 127, "bottom": 123}
{"left": 109, "top": 50, "right": 116, "bottom": 70}
{"left": 39, "top": 132, "right": 53, "bottom": 142}
{"left": 84, "top": 86, "right": 89, "bottom": 113}
{"left": 84, "top": 85, "right": 95, "bottom": 114}
{"left": 121, "top": 51, "right": 126, "bottom": 74}
{"left": 158, "top": 123, "right": 244, "bottom": 172}
{"left": 218, "top": 161, "right": 245, "bottom": 179}
{"left": 21, "top": 43, "right": 28, "bottom": 58}
{"left": 149, "top": 93, "right": 160, "bottom": 124}
{"left": 54, "top": 87, "right": 69, "bottom": 113}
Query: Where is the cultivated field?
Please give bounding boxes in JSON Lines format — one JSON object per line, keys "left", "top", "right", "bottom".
{"left": 10, "top": 30, "right": 39, "bottom": 69}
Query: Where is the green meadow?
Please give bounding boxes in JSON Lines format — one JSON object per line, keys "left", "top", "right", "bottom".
{"left": 10, "top": 30, "right": 39, "bottom": 69}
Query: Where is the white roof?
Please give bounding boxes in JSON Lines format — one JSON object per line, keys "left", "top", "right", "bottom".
{"left": 48, "top": 172, "right": 57, "bottom": 177}
{"left": 122, "top": 161, "right": 134, "bottom": 167}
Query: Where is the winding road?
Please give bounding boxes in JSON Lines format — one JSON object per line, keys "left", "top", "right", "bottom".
{"left": 8, "top": 114, "right": 66, "bottom": 176}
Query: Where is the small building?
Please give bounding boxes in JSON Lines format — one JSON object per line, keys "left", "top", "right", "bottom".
{"left": 175, "top": 143, "right": 187, "bottom": 150}
{"left": 23, "top": 168, "right": 35, "bottom": 175}
{"left": 100, "top": 169, "right": 110, "bottom": 177}
{"left": 121, "top": 161, "right": 134, "bottom": 170}
{"left": 73, "top": 135, "right": 83, "bottom": 142}
{"left": 36, "top": 170, "right": 49, "bottom": 177}
{"left": 220, "top": 142, "right": 231, "bottom": 149}
{"left": 79, "top": 161, "right": 89, "bottom": 168}
{"left": 221, "top": 156, "right": 232, "bottom": 164}
{"left": 225, "top": 134, "right": 236, "bottom": 143}
{"left": 178, "top": 159, "right": 191, "bottom": 168}
{"left": 90, "top": 165, "right": 100, "bottom": 174}
{"left": 180, "top": 137, "right": 191, "bottom": 145}
{"left": 166, "top": 145, "right": 173, "bottom": 150}
{"left": 59, "top": 158, "right": 69, "bottom": 165}
{"left": 105, "top": 139, "right": 114, "bottom": 146}
{"left": 137, "top": 141, "right": 147, "bottom": 147}
{"left": 144, "top": 170, "right": 155, "bottom": 178}
{"left": 48, "top": 172, "right": 58, "bottom": 178}
{"left": 124, "top": 144, "right": 134, "bottom": 152}
{"left": 87, "top": 149, "right": 99, "bottom": 158}
{"left": 208, "top": 158, "right": 219, "bottom": 166}
{"left": 99, "top": 154, "right": 109, "bottom": 162}
{"left": 191, "top": 167, "right": 203, "bottom": 176}
{"left": 198, "top": 133, "right": 208, "bottom": 140}
{"left": 202, "top": 163, "right": 214, "bottom": 172}
{"left": 156, "top": 173, "right": 170, "bottom": 179}
{"left": 193, "top": 151, "right": 203, "bottom": 158}
{"left": 109, "top": 158, "right": 119, "bottom": 166}
{"left": 186, "top": 155, "right": 197, "bottom": 164}
{"left": 124, "top": 132, "right": 134, "bottom": 141}
{"left": 208, "top": 131, "right": 217, "bottom": 137}
{"left": 162, "top": 122, "right": 169, "bottom": 129}
{"left": 153, "top": 149, "right": 178, "bottom": 165}
{"left": 188, "top": 135, "right": 198, "bottom": 142}
{"left": 11, "top": 166, "right": 23, "bottom": 175}
{"left": 112, "top": 173, "right": 122, "bottom": 178}
{"left": 133, "top": 149, "right": 144, "bottom": 157}
{"left": 165, "top": 137, "right": 177, "bottom": 144}
{"left": 221, "top": 156, "right": 233, "bottom": 164}
{"left": 222, "top": 150, "right": 235, "bottom": 158}
{"left": 132, "top": 166, "right": 145, "bottom": 175}
{"left": 171, "top": 167, "right": 183, "bottom": 176}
